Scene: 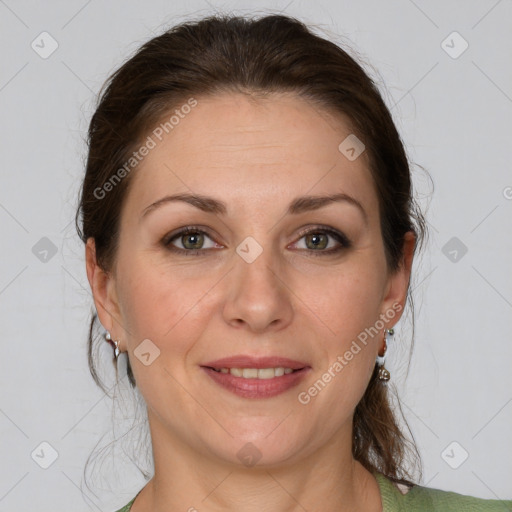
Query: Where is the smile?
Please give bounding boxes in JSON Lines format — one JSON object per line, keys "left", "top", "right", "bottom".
{"left": 201, "top": 365, "right": 310, "bottom": 399}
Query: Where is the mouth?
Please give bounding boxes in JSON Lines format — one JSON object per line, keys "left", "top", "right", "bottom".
{"left": 200, "top": 355, "right": 311, "bottom": 399}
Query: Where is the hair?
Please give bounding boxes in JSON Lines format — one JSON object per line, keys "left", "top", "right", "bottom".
{"left": 76, "top": 13, "right": 428, "bottom": 488}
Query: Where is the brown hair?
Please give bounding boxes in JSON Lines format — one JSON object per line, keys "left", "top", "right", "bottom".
{"left": 77, "top": 13, "right": 427, "bottom": 487}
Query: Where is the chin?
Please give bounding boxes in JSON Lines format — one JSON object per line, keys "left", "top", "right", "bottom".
{"left": 200, "top": 430, "right": 306, "bottom": 470}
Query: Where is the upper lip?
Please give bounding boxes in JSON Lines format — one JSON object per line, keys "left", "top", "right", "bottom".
{"left": 202, "top": 355, "right": 309, "bottom": 370}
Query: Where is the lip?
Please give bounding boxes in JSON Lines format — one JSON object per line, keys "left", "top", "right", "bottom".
{"left": 202, "top": 355, "right": 309, "bottom": 370}
{"left": 200, "top": 355, "right": 311, "bottom": 399}
{"left": 201, "top": 366, "right": 311, "bottom": 399}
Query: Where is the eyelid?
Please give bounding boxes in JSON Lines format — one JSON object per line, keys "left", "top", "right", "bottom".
{"left": 292, "top": 225, "right": 351, "bottom": 249}
{"left": 163, "top": 225, "right": 218, "bottom": 244}
{"left": 162, "top": 224, "right": 351, "bottom": 255}
{"left": 162, "top": 225, "right": 223, "bottom": 255}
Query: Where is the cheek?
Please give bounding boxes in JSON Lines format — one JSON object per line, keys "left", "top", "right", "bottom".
{"left": 299, "top": 274, "right": 381, "bottom": 433}
{"left": 307, "top": 258, "right": 385, "bottom": 345}
{"left": 114, "top": 256, "right": 220, "bottom": 407}
{"left": 300, "top": 255, "right": 384, "bottom": 400}
{"left": 115, "top": 254, "right": 220, "bottom": 344}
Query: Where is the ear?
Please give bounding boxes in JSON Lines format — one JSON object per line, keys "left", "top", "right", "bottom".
{"left": 85, "top": 238, "right": 122, "bottom": 335}
{"left": 379, "top": 230, "right": 416, "bottom": 325}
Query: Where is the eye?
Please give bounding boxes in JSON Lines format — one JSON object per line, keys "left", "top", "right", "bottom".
{"left": 162, "top": 225, "right": 350, "bottom": 256}
{"left": 292, "top": 227, "right": 351, "bottom": 254}
{"left": 163, "top": 227, "right": 221, "bottom": 254}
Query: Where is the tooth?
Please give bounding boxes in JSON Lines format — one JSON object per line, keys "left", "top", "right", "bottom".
{"left": 257, "top": 368, "right": 276, "bottom": 379}
{"left": 242, "top": 368, "right": 259, "bottom": 379}
{"left": 222, "top": 367, "right": 296, "bottom": 378}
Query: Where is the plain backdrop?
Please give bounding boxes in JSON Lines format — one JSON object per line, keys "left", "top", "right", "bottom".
{"left": 1, "top": 0, "right": 511, "bottom": 510}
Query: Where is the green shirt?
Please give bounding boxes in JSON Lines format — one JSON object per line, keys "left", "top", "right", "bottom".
{"left": 114, "top": 473, "right": 512, "bottom": 511}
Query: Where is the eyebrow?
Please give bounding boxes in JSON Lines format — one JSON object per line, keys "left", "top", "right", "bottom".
{"left": 141, "top": 192, "right": 367, "bottom": 224}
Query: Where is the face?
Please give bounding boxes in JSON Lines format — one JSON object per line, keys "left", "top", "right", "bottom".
{"left": 88, "top": 91, "right": 412, "bottom": 468}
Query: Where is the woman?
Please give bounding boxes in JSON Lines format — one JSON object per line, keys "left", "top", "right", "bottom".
{"left": 77, "top": 14, "right": 511, "bottom": 511}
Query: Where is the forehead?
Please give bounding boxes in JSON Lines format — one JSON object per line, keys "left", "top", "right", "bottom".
{"left": 125, "top": 92, "right": 378, "bottom": 217}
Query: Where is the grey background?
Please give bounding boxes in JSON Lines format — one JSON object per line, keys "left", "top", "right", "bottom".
{"left": 1, "top": 0, "right": 511, "bottom": 510}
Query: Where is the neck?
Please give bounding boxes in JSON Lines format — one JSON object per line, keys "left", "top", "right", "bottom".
{"left": 132, "top": 410, "right": 382, "bottom": 512}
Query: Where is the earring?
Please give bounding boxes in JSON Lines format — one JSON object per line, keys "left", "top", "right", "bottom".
{"left": 105, "top": 331, "right": 120, "bottom": 359}
{"left": 377, "top": 328, "right": 393, "bottom": 382}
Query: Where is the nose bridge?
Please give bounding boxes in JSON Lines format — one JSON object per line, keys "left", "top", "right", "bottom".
{"left": 236, "top": 238, "right": 278, "bottom": 288}
{"left": 238, "top": 225, "right": 289, "bottom": 279}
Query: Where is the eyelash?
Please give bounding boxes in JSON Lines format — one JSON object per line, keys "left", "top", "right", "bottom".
{"left": 162, "top": 225, "right": 352, "bottom": 256}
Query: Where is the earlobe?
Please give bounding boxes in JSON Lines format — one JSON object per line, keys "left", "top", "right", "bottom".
{"left": 85, "top": 238, "right": 120, "bottom": 333}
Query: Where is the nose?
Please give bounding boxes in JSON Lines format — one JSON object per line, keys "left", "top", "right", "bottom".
{"left": 222, "top": 244, "right": 294, "bottom": 334}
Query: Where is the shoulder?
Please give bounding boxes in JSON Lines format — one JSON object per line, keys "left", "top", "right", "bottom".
{"left": 113, "top": 497, "right": 136, "bottom": 512}
{"left": 115, "top": 477, "right": 512, "bottom": 512}
{"left": 406, "top": 485, "right": 512, "bottom": 511}
{"left": 374, "top": 472, "right": 512, "bottom": 512}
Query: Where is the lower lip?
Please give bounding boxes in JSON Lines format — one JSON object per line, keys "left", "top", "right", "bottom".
{"left": 201, "top": 367, "right": 310, "bottom": 399}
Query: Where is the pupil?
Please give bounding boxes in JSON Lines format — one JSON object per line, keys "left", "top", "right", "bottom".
{"left": 183, "top": 233, "right": 203, "bottom": 249}
{"left": 307, "top": 233, "right": 327, "bottom": 250}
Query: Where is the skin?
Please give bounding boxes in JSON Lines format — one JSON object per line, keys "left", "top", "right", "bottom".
{"left": 86, "top": 91, "right": 415, "bottom": 511}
